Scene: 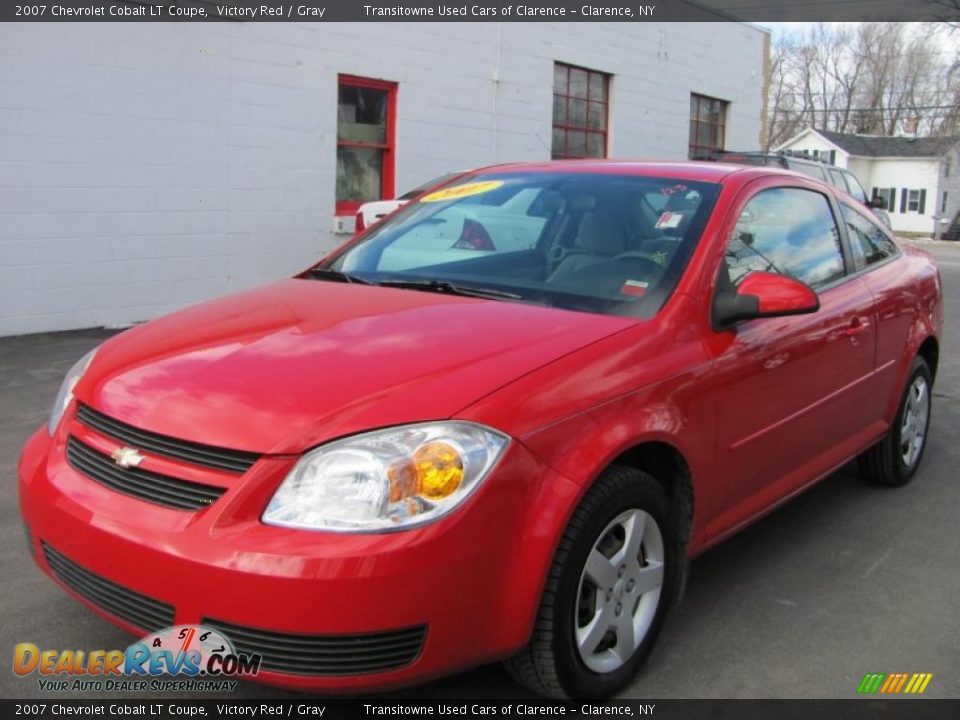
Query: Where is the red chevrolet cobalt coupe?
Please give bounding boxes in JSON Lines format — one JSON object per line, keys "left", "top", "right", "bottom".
{"left": 19, "top": 162, "right": 942, "bottom": 698}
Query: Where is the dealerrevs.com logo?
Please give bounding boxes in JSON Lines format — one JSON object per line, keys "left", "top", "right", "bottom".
{"left": 13, "top": 625, "right": 261, "bottom": 692}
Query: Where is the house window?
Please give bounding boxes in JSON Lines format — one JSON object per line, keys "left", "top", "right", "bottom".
{"left": 688, "top": 94, "right": 728, "bottom": 159}
{"left": 943, "top": 192, "right": 949, "bottom": 214}
{"left": 551, "top": 63, "right": 609, "bottom": 159}
{"left": 872, "top": 187, "right": 896, "bottom": 213}
{"left": 908, "top": 190, "right": 921, "bottom": 213}
{"left": 336, "top": 75, "right": 396, "bottom": 215}
{"left": 898, "top": 188, "right": 926, "bottom": 214}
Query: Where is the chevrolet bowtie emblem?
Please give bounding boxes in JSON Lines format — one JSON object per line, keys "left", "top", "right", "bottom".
{"left": 111, "top": 447, "right": 144, "bottom": 469}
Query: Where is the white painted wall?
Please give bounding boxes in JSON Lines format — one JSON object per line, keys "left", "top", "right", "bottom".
{"left": 868, "top": 158, "right": 941, "bottom": 234}
{"left": 937, "top": 144, "right": 960, "bottom": 238}
{"left": 777, "top": 131, "right": 949, "bottom": 234}
{"left": 0, "top": 22, "right": 766, "bottom": 336}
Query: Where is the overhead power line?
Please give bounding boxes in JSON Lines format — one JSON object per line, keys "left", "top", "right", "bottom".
{"left": 773, "top": 105, "right": 959, "bottom": 113}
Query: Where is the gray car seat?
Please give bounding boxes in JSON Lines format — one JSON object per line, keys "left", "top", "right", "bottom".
{"left": 549, "top": 210, "right": 628, "bottom": 283}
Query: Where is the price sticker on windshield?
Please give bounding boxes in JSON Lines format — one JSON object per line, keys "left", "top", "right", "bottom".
{"left": 421, "top": 180, "right": 504, "bottom": 203}
{"left": 620, "top": 279, "right": 649, "bottom": 298}
{"left": 655, "top": 212, "right": 683, "bottom": 229}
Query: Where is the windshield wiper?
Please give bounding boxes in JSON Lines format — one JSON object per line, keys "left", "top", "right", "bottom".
{"left": 308, "top": 267, "right": 373, "bottom": 285}
{"left": 377, "top": 279, "right": 522, "bottom": 301}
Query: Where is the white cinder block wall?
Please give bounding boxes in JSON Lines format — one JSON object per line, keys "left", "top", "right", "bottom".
{"left": 0, "top": 22, "right": 766, "bottom": 336}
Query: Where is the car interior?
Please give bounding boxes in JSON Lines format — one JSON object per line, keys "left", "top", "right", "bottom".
{"left": 335, "top": 175, "right": 719, "bottom": 316}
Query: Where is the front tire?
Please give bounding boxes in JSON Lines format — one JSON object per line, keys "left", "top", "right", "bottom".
{"left": 859, "top": 356, "right": 933, "bottom": 486}
{"left": 505, "top": 466, "right": 680, "bottom": 698}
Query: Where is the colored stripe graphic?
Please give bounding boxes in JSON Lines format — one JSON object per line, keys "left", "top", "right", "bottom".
{"left": 857, "top": 673, "right": 885, "bottom": 693}
{"left": 858, "top": 672, "right": 932, "bottom": 694}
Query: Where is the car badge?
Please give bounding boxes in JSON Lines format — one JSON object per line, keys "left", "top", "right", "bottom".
{"left": 111, "top": 447, "right": 144, "bottom": 469}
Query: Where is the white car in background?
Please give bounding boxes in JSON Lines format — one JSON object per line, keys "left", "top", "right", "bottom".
{"left": 355, "top": 172, "right": 465, "bottom": 232}
{"left": 372, "top": 186, "right": 550, "bottom": 272}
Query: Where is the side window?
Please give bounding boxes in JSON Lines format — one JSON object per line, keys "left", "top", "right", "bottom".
{"left": 726, "top": 187, "right": 845, "bottom": 289}
{"left": 840, "top": 204, "right": 898, "bottom": 270}
{"left": 827, "top": 168, "right": 848, "bottom": 193}
{"left": 841, "top": 171, "right": 868, "bottom": 203}
{"left": 788, "top": 162, "right": 826, "bottom": 182}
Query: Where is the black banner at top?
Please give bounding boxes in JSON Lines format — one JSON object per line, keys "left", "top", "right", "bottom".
{"left": 4, "top": 699, "right": 960, "bottom": 720}
{"left": 3, "top": 0, "right": 959, "bottom": 22}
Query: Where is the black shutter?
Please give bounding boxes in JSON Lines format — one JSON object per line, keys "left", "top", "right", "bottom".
{"left": 919, "top": 189, "right": 926, "bottom": 214}
{"left": 829, "top": 150, "right": 836, "bottom": 165}
{"left": 889, "top": 188, "right": 896, "bottom": 213}
{"left": 900, "top": 189, "right": 908, "bottom": 213}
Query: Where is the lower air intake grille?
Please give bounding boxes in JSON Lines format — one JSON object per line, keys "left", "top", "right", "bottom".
{"left": 66, "top": 436, "right": 226, "bottom": 511}
{"left": 202, "top": 618, "right": 426, "bottom": 676}
{"left": 42, "top": 542, "right": 174, "bottom": 632}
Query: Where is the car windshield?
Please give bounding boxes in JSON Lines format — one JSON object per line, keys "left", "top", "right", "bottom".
{"left": 322, "top": 172, "right": 720, "bottom": 318}
{"left": 397, "top": 172, "right": 463, "bottom": 201}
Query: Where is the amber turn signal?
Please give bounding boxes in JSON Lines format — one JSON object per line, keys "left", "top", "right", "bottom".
{"left": 413, "top": 442, "right": 464, "bottom": 499}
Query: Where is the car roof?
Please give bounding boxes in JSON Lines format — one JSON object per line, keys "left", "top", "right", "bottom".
{"left": 467, "top": 159, "right": 832, "bottom": 190}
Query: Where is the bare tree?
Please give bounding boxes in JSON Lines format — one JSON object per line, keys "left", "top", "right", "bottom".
{"left": 766, "top": 22, "right": 959, "bottom": 147}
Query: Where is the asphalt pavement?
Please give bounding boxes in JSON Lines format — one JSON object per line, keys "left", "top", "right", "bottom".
{"left": 1, "top": 242, "right": 958, "bottom": 700}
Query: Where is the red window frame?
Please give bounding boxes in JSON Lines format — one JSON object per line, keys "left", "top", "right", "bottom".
{"left": 335, "top": 74, "right": 397, "bottom": 216}
{"left": 551, "top": 63, "right": 609, "bottom": 160}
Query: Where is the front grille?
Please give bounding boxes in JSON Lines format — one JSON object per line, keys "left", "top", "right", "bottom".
{"left": 203, "top": 618, "right": 427, "bottom": 676}
{"left": 66, "top": 436, "right": 226, "bottom": 511}
{"left": 42, "top": 542, "right": 174, "bottom": 632}
{"left": 76, "top": 403, "right": 261, "bottom": 474}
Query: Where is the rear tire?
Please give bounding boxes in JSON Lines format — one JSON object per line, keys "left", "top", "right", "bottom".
{"left": 504, "top": 466, "right": 680, "bottom": 698}
{"left": 859, "top": 356, "right": 932, "bottom": 487}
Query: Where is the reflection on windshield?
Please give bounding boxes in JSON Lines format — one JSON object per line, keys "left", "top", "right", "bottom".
{"left": 323, "top": 172, "right": 720, "bottom": 318}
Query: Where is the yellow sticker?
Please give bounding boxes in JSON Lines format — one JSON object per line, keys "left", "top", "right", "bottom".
{"left": 420, "top": 180, "right": 504, "bottom": 203}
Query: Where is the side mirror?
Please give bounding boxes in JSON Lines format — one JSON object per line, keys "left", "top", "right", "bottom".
{"left": 713, "top": 271, "right": 819, "bottom": 329}
{"left": 868, "top": 196, "right": 887, "bottom": 210}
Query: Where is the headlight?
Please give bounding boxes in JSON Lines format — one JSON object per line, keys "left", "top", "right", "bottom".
{"left": 47, "top": 348, "right": 97, "bottom": 435}
{"left": 263, "top": 422, "right": 509, "bottom": 532}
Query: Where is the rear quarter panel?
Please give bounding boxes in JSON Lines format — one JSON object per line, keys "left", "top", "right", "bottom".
{"left": 865, "top": 245, "right": 943, "bottom": 420}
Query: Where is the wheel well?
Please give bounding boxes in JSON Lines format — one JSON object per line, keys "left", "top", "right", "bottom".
{"left": 611, "top": 442, "right": 694, "bottom": 547}
{"left": 918, "top": 337, "right": 939, "bottom": 382}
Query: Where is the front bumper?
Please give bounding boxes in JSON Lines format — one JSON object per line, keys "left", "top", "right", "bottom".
{"left": 17, "top": 415, "right": 581, "bottom": 691}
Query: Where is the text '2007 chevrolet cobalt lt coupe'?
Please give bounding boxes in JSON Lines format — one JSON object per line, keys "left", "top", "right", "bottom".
{"left": 19, "top": 162, "right": 942, "bottom": 698}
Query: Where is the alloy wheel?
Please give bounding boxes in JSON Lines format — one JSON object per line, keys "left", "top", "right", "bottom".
{"left": 575, "top": 509, "right": 665, "bottom": 673}
{"left": 901, "top": 375, "right": 930, "bottom": 469}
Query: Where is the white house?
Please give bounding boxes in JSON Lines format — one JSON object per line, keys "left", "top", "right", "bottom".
{"left": 0, "top": 22, "right": 768, "bottom": 337}
{"left": 776, "top": 128, "right": 960, "bottom": 236}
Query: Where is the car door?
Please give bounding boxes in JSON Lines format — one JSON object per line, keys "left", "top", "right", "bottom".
{"left": 839, "top": 203, "right": 916, "bottom": 394}
{"left": 704, "top": 181, "right": 880, "bottom": 541}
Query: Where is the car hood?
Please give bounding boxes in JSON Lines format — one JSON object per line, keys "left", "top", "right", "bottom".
{"left": 79, "top": 279, "right": 634, "bottom": 454}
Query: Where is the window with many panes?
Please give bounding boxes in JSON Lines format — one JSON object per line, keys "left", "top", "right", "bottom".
{"left": 336, "top": 75, "right": 396, "bottom": 215}
{"left": 552, "top": 63, "right": 609, "bottom": 160}
{"left": 688, "top": 94, "right": 728, "bottom": 159}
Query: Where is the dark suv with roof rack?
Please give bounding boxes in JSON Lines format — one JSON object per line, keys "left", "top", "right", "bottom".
{"left": 696, "top": 151, "right": 892, "bottom": 229}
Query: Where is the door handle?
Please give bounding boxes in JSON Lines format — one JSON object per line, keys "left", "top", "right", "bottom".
{"left": 844, "top": 318, "right": 870, "bottom": 337}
